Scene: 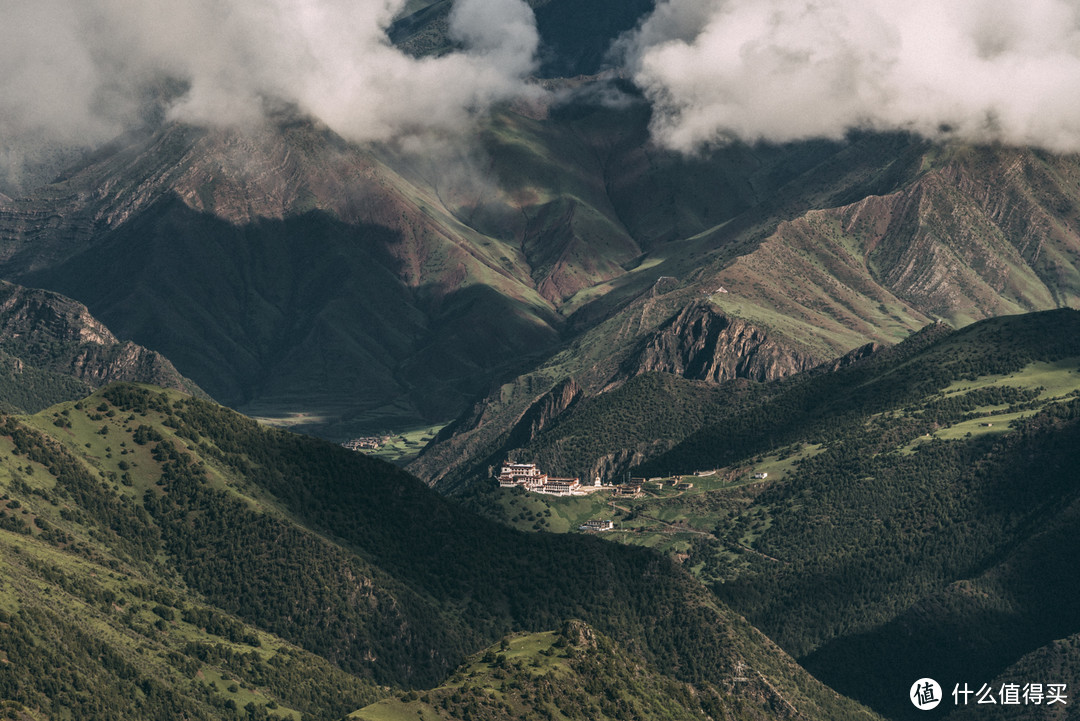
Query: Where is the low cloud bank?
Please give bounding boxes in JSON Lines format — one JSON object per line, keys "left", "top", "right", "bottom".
{"left": 616, "top": 0, "right": 1080, "bottom": 152}
{"left": 0, "top": 0, "right": 540, "bottom": 189}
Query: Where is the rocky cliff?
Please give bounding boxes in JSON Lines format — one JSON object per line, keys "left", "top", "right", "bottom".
{"left": 618, "top": 303, "right": 818, "bottom": 385}
{"left": 503, "top": 377, "right": 583, "bottom": 450}
{"left": 0, "top": 280, "right": 203, "bottom": 406}
{"left": 816, "top": 341, "right": 880, "bottom": 374}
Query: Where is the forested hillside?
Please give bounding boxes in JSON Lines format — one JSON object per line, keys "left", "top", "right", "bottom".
{"left": 0, "top": 383, "right": 877, "bottom": 720}
{"left": 452, "top": 309, "right": 1080, "bottom": 720}
{"left": 351, "top": 620, "right": 785, "bottom": 721}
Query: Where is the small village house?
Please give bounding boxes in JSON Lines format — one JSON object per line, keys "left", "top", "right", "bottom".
{"left": 579, "top": 519, "right": 615, "bottom": 532}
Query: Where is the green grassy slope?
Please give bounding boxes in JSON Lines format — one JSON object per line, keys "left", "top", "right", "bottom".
{"left": 351, "top": 620, "right": 835, "bottom": 721}
{"left": 0, "top": 399, "right": 382, "bottom": 720}
{"left": 0, "top": 383, "right": 879, "bottom": 721}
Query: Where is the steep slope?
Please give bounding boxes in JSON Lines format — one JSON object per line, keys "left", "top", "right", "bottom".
{"left": 406, "top": 130, "right": 937, "bottom": 485}
{"left": 948, "top": 633, "right": 1080, "bottom": 721}
{"left": 0, "top": 280, "right": 201, "bottom": 412}
{"left": 0, "top": 383, "right": 879, "bottom": 721}
{"left": 416, "top": 139, "right": 1080, "bottom": 489}
{"left": 0, "top": 532, "right": 380, "bottom": 720}
{"left": 0, "top": 119, "right": 568, "bottom": 434}
{"left": 0, "top": 102, "right": 937, "bottom": 442}
{"left": 617, "top": 302, "right": 818, "bottom": 384}
{"left": 792, "top": 397, "right": 1080, "bottom": 720}
{"left": 7, "top": 90, "right": 1080, "bottom": 453}
{"left": 458, "top": 309, "right": 1080, "bottom": 720}
{"left": 702, "top": 146, "right": 1080, "bottom": 352}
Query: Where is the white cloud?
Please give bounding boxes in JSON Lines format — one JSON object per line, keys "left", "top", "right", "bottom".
{"left": 0, "top": 0, "right": 540, "bottom": 188}
{"left": 617, "top": 0, "right": 1080, "bottom": 152}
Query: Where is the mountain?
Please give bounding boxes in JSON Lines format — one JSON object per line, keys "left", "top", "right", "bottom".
{"left": 0, "top": 382, "right": 880, "bottom": 721}
{"left": 390, "top": 0, "right": 658, "bottom": 78}
{"left": 0, "top": 118, "right": 570, "bottom": 435}
{"left": 0, "top": 279, "right": 202, "bottom": 413}
{"left": 448, "top": 309, "right": 1080, "bottom": 720}
{"left": 5, "top": 81, "right": 1079, "bottom": 453}
{"left": 410, "top": 138, "right": 1080, "bottom": 488}
{"left": 5, "top": 5, "right": 1080, "bottom": 721}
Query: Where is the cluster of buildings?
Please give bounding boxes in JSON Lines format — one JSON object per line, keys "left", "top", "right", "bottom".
{"left": 342, "top": 436, "right": 385, "bottom": 451}
{"left": 495, "top": 458, "right": 770, "bottom": 535}
{"left": 496, "top": 462, "right": 585, "bottom": 496}
{"left": 496, "top": 462, "right": 618, "bottom": 531}
{"left": 497, "top": 461, "right": 717, "bottom": 498}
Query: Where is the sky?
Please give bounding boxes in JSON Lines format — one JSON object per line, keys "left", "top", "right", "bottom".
{"left": 3, "top": 0, "right": 1080, "bottom": 189}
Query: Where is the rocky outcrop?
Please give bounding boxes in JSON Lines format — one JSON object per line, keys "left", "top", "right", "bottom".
{"left": 503, "top": 377, "right": 582, "bottom": 450}
{"left": 817, "top": 341, "right": 880, "bottom": 374}
{"left": 0, "top": 279, "right": 117, "bottom": 347}
{"left": 581, "top": 445, "right": 672, "bottom": 486}
{"left": 0, "top": 280, "right": 203, "bottom": 397}
{"left": 617, "top": 303, "right": 818, "bottom": 385}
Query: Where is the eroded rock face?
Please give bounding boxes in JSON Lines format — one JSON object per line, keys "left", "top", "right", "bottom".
{"left": 619, "top": 303, "right": 817, "bottom": 385}
{"left": 584, "top": 446, "right": 666, "bottom": 486}
{"left": 503, "top": 377, "right": 582, "bottom": 449}
{"left": 0, "top": 279, "right": 117, "bottom": 346}
{"left": 0, "top": 280, "right": 202, "bottom": 395}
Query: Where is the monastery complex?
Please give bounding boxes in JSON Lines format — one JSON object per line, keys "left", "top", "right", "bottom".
{"left": 496, "top": 462, "right": 597, "bottom": 496}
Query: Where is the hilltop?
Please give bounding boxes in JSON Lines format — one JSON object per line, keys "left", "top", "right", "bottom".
{"left": 351, "top": 621, "right": 791, "bottom": 721}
